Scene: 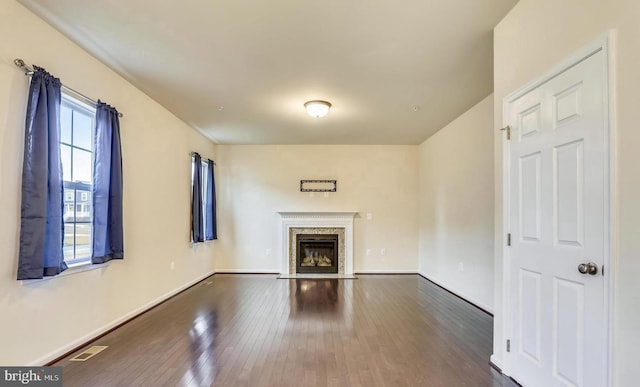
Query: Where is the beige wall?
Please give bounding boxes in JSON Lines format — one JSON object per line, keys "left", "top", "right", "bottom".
{"left": 215, "top": 145, "right": 419, "bottom": 273}
{"left": 494, "top": 1, "right": 640, "bottom": 384}
{"left": 418, "top": 94, "right": 494, "bottom": 312}
{"left": 0, "top": 2, "right": 216, "bottom": 365}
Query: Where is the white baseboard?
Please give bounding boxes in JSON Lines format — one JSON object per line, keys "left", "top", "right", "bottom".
{"left": 214, "top": 269, "right": 280, "bottom": 274}
{"left": 490, "top": 354, "right": 503, "bottom": 372}
{"left": 490, "top": 354, "right": 516, "bottom": 380}
{"left": 29, "top": 270, "right": 215, "bottom": 366}
{"left": 215, "top": 269, "right": 416, "bottom": 275}
{"left": 418, "top": 271, "right": 494, "bottom": 314}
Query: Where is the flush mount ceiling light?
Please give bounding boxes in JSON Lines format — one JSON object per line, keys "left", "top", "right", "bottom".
{"left": 304, "top": 100, "right": 332, "bottom": 118}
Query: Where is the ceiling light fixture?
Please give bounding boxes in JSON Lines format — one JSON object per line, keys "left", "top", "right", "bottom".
{"left": 304, "top": 100, "right": 332, "bottom": 118}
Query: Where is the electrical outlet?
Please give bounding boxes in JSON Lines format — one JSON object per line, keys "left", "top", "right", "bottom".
{"left": 366, "top": 213, "right": 373, "bottom": 220}
{"left": 265, "top": 248, "right": 271, "bottom": 256}
{"left": 380, "top": 248, "right": 386, "bottom": 256}
{"left": 366, "top": 249, "right": 372, "bottom": 256}
{"left": 459, "top": 262, "right": 464, "bottom": 271}
{"left": 170, "top": 261, "right": 175, "bottom": 270}
{"left": 323, "top": 192, "right": 329, "bottom": 198}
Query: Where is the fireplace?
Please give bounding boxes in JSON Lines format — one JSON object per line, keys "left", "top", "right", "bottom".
{"left": 278, "top": 212, "right": 357, "bottom": 276}
{"left": 296, "top": 234, "right": 339, "bottom": 274}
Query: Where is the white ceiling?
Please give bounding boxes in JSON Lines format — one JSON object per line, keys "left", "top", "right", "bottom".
{"left": 19, "top": 0, "right": 517, "bottom": 145}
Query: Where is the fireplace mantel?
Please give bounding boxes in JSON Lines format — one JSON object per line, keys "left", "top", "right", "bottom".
{"left": 278, "top": 212, "right": 357, "bottom": 276}
{"left": 278, "top": 211, "right": 359, "bottom": 219}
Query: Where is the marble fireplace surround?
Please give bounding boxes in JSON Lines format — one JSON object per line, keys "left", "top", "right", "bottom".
{"left": 278, "top": 212, "right": 357, "bottom": 276}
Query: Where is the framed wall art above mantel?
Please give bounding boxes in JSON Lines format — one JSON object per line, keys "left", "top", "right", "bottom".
{"left": 300, "top": 180, "right": 337, "bottom": 192}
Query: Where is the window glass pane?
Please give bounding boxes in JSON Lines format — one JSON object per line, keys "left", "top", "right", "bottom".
{"left": 201, "top": 161, "right": 208, "bottom": 235}
{"left": 61, "top": 105, "right": 72, "bottom": 144}
{"left": 63, "top": 223, "right": 75, "bottom": 261}
{"left": 61, "top": 145, "right": 72, "bottom": 182}
{"left": 61, "top": 94, "right": 95, "bottom": 264}
{"left": 75, "top": 189, "right": 92, "bottom": 222}
{"left": 63, "top": 188, "right": 75, "bottom": 222}
{"left": 72, "top": 149, "right": 92, "bottom": 183}
{"left": 75, "top": 223, "right": 92, "bottom": 260}
{"left": 73, "top": 110, "right": 93, "bottom": 150}
{"left": 201, "top": 162, "right": 208, "bottom": 198}
{"left": 191, "top": 158, "right": 195, "bottom": 186}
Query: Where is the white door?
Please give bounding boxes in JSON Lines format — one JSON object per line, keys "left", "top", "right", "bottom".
{"left": 506, "top": 49, "right": 608, "bottom": 386}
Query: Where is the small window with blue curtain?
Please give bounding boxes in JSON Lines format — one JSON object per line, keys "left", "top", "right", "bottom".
{"left": 60, "top": 93, "right": 95, "bottom": 265}
{"left": 191, "top": 153, "right": 217, "bottom": 243}
{"left": 16, "top": 63, "right": 124, "bottom": 280}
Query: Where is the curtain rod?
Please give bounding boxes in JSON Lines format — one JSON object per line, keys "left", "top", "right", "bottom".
{"left": 14, "top": 58, "right": 124, "bottom": 118}
{"left": 191, "top": 152, "right": 216, "bottom": 165}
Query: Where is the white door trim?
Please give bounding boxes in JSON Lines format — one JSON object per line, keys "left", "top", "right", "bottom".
{"left": 500, "top": 32, "right": 614, "bottom": 386}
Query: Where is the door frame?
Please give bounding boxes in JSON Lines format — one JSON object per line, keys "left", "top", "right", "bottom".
{"left": 500, "top": 33, "right": 614, "bottom": 386}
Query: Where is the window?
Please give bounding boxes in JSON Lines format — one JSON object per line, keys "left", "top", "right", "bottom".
{"left": 191, "top": 155, "right": 216, "bottom": 243}
{"left": 60, "top": 94, "right": 95, "bottom": 264}
{"left": 200, "top": 160, "right": 209, "bottom": 237}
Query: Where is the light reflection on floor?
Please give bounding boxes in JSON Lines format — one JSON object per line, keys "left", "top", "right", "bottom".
{"left": 292, "top": 279, "right": 340, "bottom": 314}
{"left": 182, "top": 309, "right": 218, "bottom": 386}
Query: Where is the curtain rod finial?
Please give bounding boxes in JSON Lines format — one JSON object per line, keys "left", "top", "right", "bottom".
{"left": 14, "top": 59, "right": 34, "bottom": 75}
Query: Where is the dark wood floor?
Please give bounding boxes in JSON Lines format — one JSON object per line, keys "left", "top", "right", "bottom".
{"left": 56, "top": 274, "right": 518, "bottom": 386}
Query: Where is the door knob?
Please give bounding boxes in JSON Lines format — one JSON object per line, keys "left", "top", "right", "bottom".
{"left": 578, "top": 262, "right": 598, "bottom": 275}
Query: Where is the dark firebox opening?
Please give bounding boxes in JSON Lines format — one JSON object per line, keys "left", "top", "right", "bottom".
{"left": 296, "top": 234, "right": 339, "bottom": 274}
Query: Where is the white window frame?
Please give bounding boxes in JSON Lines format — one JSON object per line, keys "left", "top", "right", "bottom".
{"left": 61, "top": 93, "right": 95, "bottom": 266}
{"left": 201, "top": 160, "right": 209, "bottom": 239}
{"left": 191, "top": 156, "right": 212, "bottom": 243}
